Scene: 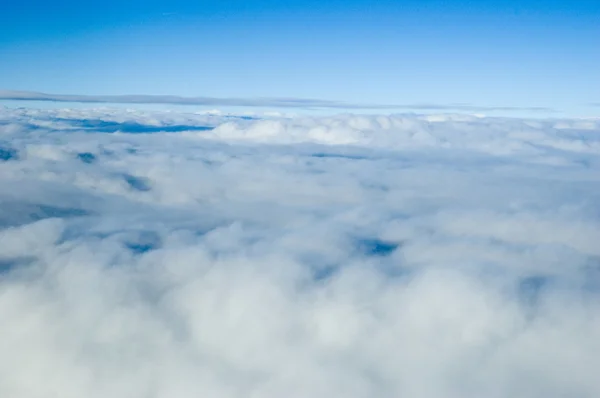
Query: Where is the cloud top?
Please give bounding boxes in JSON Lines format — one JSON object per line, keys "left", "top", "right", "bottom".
{"left": 1, "top": 107, "right": 600, "bottom": 397}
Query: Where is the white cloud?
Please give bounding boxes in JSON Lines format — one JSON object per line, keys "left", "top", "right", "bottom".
{"left": 1, "top": 107, "right": 600, "bottom": 397}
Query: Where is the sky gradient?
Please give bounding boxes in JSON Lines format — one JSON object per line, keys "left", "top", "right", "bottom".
{"left": 1, "top": 0, "right": 599, "bottom": 116}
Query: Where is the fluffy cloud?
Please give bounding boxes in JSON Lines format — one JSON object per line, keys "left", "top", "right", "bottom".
{"left": 1, "top": 106, "right": 600, "bottom": 397}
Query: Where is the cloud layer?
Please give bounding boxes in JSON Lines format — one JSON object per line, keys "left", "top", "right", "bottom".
{"left": 0, "top": 90, "right": 557, "bottom": 113}
{"left": 1, "top": 106, "right": 600, "bottom": 397}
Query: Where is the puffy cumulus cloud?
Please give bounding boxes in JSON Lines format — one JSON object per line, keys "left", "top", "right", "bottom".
{"left": 208, "top": 114, "right": 600, "bottom": 158}
{"left": 1, "top": 107, "right": 600, "bottom": 397}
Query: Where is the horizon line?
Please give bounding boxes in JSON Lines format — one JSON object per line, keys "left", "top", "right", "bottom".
{"left": 0, "top": 90, "right": 559, "bottom": 113}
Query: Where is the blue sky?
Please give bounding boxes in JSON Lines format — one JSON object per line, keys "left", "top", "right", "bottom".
{"left": 1, "top": 0, "right": 599, "bottom": 116}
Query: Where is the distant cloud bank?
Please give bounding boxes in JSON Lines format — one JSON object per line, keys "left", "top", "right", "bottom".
{"left": 0, "top": 90, "right": 557, "bottom": 113}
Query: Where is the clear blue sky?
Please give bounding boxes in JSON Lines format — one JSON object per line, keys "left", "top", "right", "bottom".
{"left": 1, "top": 0, "right": 599, "bottom": 116}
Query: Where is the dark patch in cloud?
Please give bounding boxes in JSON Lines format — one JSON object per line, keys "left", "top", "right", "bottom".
{"left": 311, "top": 153, "right": 368, "bottom": 160}
{"left": 0, "top": 202, "right": 91, "bottom": 228}
{"left": 37, "top": 204, "right": 90, "bottom": 219}
{"left": 312, "top": 264, "right": 340, "bottom": 282}
{"left": 0, "top": 146, "right": 19, "bottom": 161}
{"left": 63, "top": 118, "right": 214, "bottom": 134}
{"left": 0, "top": 90, "right": 557, "bottom": 113}
{"left": 123, "top": 231, "right": 162, "bottom": 254}
{"left": 123, "top": 174, "right": 152, "bottom": 192}
{"left": 518, "top": 275, "right": 553, "bottom": 306}
{"left": 0, "top": 257, "right": 36, "bottom": 275}
{"left": 356, "top": 238, "right": 400, "bottom": 257}
{"left": 77, "top": 152, "right": 97, "bottom": 164}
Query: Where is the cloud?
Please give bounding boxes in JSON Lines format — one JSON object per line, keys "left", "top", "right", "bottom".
{"left": 0, "top": 90, "right": 557, "bottom": 113}
{"left": 1, "top": 107, "right": 600, "bottom": 397}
